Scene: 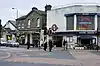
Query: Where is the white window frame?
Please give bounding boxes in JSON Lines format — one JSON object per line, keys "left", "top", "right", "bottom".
{"left": 28, "top": 19, "right": 31, "bottom": 28}
{"left": 37, "top": 18, "right": 40, "bottom": 27}
{"left": 22, "top": 24, "right": 24, "bottom": 28}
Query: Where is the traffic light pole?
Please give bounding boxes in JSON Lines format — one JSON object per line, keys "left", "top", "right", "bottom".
{"left": 0, "top": 19, "right": 2, "bottom": 45}
{"left": 97, "top": 28, "right": 99, "bottom": 51}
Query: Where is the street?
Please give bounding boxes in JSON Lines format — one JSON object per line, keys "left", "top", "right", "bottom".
{"left": 0, "top": 46, "right": 100, "bottom": 66}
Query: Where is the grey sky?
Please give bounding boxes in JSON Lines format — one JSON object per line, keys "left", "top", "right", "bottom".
{"left": 0, "top": 0, "right": 100, "bottom": 25}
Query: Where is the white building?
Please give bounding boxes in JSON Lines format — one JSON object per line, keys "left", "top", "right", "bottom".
{"left": 47, "top": 4, "right": 100, "bottom": 49}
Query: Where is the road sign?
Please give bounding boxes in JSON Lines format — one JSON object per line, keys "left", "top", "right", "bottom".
{"left": 51, "top": 24, "right": 58, "bottom": 31}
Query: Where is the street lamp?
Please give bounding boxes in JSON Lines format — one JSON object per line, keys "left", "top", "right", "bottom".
{"left": 12, "top": 8, "right": 19, "bottom": 42}
{"left": 12, "top": 8, "right": 18, "bottom": 19}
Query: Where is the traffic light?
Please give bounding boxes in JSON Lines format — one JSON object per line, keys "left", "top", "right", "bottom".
{"left": 43, "top": 27, "right": 47, "bottom": 35}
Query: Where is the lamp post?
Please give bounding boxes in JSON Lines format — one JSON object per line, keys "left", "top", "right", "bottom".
{"left": 12, "top": 8, "right": 19, "bottom": 42}
{"left": 12, "top": 8, "right": 18, "bottom": 19}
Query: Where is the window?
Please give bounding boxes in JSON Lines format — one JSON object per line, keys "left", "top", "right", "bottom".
{"left": 98, "top": 16, "right": 100, "bottom": 30}
{"left": 32, "top": 18, "right": 34, "bottom": 22}
{"left": 28, "top": 19, "right": 31, "bottom": 28}
{"left": 37, "top": 18, "right": 40, "bottom": 27}
{"left": 66, "top": 16, "right": 74, "bottom": 30}
{"left": 18, "top": 27, "right": 20, "bottom": 29}
{"left": 22, "top": 24, "right": 24, "bottom": 28}
{"left": 67, "top": 36, "right": 73, "bottom": 42}
{"left": 77, "top": 15, "right": 94, "bottom": 30}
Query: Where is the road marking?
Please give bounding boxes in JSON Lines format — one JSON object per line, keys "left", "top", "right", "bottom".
{"left": 20, "top": 55, "right": 29, "bottom": 57}
{"left": 0, "top": 52, "right": 11, "bottom": 60}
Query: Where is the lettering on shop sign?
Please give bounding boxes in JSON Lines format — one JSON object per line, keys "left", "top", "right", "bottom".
{"left": 79, "top": 31, "right": 95, "bottom": 34}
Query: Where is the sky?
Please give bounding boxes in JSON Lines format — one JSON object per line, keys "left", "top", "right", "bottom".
{"left": 0, "top": 0, "right": 100, "bottom": 26}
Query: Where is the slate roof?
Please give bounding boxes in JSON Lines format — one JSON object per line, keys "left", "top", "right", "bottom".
{"left": 16, "top": 8, "right": 46, "bottom": 20}
{"left": 3, "top": 20, "right": 17, "bottom": 29}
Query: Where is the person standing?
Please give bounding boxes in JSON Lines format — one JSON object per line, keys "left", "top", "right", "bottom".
{"left": 49, "top": 40, "right": 53, "bottom": 52}
{"left": 27, "top": 41, "right": 30, "bottom": 49}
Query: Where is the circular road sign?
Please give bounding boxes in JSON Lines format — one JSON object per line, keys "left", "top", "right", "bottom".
{"left": 51, "top": 24, "right": 58, "bottom": 31}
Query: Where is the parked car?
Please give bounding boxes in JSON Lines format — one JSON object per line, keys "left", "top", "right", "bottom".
{"left": 0, "top": 38, "right": 7, "bottom": 46}
{"left": 6, "top": 40, "right": 19, "bottom": 47}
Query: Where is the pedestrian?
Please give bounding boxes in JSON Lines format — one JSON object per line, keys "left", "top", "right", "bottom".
{"left": 96, "top": 45, "right": 99, "bottom": 51}
{"left": 27, "top": 41, "right": 30, "bottom": 49}
{"left": 53, "top": 41, "right": 56, "bottom": 50}
{"left": 49, "top": 40, "right": 53, "bottom": 52}
{"left": 65, "top": 40, "right": 68, "bottom": 50}
{"left": 63, "top": 40, "right": 66, "bottom": 50}
{"left": 44, "top": 41, "right": 47, "bottom": 51}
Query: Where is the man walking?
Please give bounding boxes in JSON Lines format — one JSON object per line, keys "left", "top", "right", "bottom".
{"left": 27, "top": 41, "right": 30, "bottom": 49}
{"left": 49, "top": 40, "right": 53, "bottom": 52}
{"left": 44, "top": 41, "right": 47, "bottom": 51}
{"left": 63, "top": 39, "right": 66, "bottom": 50}
{"left": 63, "top": 40, "right": 68, "bottom": 50}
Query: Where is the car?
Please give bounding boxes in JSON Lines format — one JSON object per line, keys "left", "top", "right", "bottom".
{"left": 0, "top": 38, "right": 7, "bottom": 46}
{"left": 6, "top": 40, "right": 19, "bottom": 47}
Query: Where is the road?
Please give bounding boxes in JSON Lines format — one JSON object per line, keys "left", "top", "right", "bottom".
{"left": 0, "top": 46, "right": 75, "bottom": 66}
{"left": 0, "top": 46, "right": 100, "bottom": 66}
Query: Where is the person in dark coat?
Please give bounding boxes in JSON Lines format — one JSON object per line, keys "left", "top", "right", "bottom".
{"left": 27, "top": 41, "right": 30, "bottom": 49}
{"left": 63, "top": 40, "right": 68, "bottom": 50}
{"left": 53, "top": 41, "right": 56, "bottom": 50}
{"left": 44, "top": 41, "right": 47, "bottom": 51}
{"left": 49, "top": 40, "right": 53, "bottom": 52}
{"left": 63, "top": 40, "right": 66, "bottom": 50}
{"left": 96, "top": 46, "right": 99, "bottom": 51}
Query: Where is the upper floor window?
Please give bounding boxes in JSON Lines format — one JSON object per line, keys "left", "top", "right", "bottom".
{"left": 32, "top": 18, "right": 34, "bottom": 22}
{"left": 37, "top": 18, "right": 40, "bottom": 27}
{"left": 28, "top": 19, "right": 31, "bottom": 28}
{"left": 22, "top": 23, "right": 24, "bottom": 28}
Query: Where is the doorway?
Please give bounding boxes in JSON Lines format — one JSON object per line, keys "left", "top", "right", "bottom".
{"left": 53, "top": 36, "right": 63, "bottom": 47}
{"left": 81, "top": 39, "right": 91, "bottom": 45}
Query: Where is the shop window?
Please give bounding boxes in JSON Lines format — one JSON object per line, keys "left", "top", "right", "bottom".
{"left": 77, "top": 15, "right": 94, "bottom": 30}
{"left": 67, "top": 36, "right": 73, "bottom": 42}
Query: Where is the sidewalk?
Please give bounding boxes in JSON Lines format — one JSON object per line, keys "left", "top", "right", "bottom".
{"left": 69, "top": 50, "right": 100, "bottom": 66}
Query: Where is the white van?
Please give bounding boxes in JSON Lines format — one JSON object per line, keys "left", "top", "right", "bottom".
{"left": 0, "top": 38, "right": 7, "bottom": 46}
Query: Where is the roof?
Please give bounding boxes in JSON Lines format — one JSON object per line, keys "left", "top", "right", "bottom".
{"left": 4, "top": 28, "right": 12, "bottom": 33}
{"left": 51, "top": 4, "right": 100, "bottom": 11}
{"left": 16, "top": 15, "right": 26, "bottom": 20}
{"left": 4, "top": 28, "right": 17, "bottom": 34}
{"left": 3, "top": 20, "right": 17, "bottom": 29}
{"left": 16, "top": 9, "right": 46, "bottom": 20}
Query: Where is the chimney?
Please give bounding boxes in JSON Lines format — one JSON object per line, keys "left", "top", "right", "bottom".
{"left": 45, "top": 4, "right": 52, "bottom": 12}
{"left": 32, "top": 7, "right": 38, "bottom": 10}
